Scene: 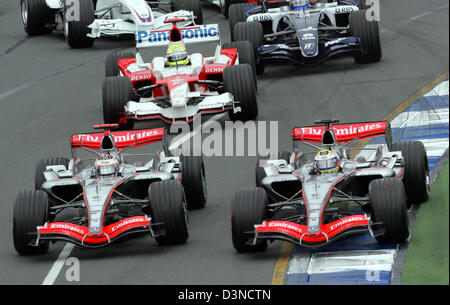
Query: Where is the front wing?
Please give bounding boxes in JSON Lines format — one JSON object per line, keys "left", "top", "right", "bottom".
{"left": 125, "top": 93, "right": 236, "bottom": 124}
{"left": 35, "top": 216, "right": 161, "bottom": 248}
{"left": 258, "top": 37, "right": 361, "bottom": 66}
{"left": 252, "top": 215, "right": 370, "bottom": 247}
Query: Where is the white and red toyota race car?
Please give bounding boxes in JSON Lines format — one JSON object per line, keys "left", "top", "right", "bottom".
{"left": 20, "top": 0, "right": 202, "bottom": 48}
{"left": 13, "top": 124, "right": 207, "bottom": 254}
{"left": 102, "top": 20, "right": 258, "bottom": 128}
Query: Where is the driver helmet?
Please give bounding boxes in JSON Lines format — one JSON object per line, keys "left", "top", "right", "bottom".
{"left": 314, "top": 149, "right": 340, "bottom": 174}
{"left": 166, "top": 42, "right": 189, "bottom": 66}
{"left": 291, "top": 0, "right": 312, "bottom": 11}
{"left": 95, "top": 153, "right": 119, "bottom": 176}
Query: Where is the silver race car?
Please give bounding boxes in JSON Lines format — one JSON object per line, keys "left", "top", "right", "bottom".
{"left": 20, "top": 0, "right": 202, "bottom": 48}
{"left": 13, "top": 124, "right": 207, "bottom": 254}
{"left": 102, "top": 21, "right": 258, "bottom": 127}
{"left": 231, "top": 120, "right": 430, "bottom": 252}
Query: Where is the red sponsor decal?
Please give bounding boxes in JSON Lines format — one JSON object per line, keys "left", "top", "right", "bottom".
{"left": 38, "top": 216, "right": 150, "bottom": 245}
{"left": 292, "top": 121, "right": 387, "bottom": 143}
{"left": 256, "top": 215, "right": 368, "bottom": 244}
{"left": 70, "top": 128, "right": 164, "bottom": 150}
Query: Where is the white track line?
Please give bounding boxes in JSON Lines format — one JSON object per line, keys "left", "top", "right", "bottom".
{"left": 42, "top": 243, "right": 75, "bottom": 285}
{"left": 169, "top": 113, "right": 227, "bottom": 150}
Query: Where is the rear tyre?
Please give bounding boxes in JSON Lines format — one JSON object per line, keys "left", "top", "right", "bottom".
{"left": 391, "top": 141, "right": 430, "bottom": 207}
{"left": 105, "top": 52, "right": 135, "bottom": 77}
{"left": 21, "top": 0, "right": 54, "bottom": 36}
{"left": 222, "top": 41, "right": 257, "bottom": 89}
{"left": 231, "top": 187, "right": 268, "bottom": 252}
{"left": 369, "top": 178, "right": 409, "bottom": 243}
{"left": 228, "top": 3, "right": 253, "bottom": 39}
{"left": 357, "top": 0, "right": 371, "bottom": 9}
{"left": 64, "top": 0, "right": 95, "bottom": 48}
{"left": 180, "top": 156, "right": 207, "bottom": 210}
{"left": 234, "top": 21, "right": 265, "bottom": 74}
{"left": 256, "top": 151, "right": 290, "bottom": 187}
{"left": 149, "top": 180, "right": 189, "bottom": 245}
{"left": 349, "top": 9, "right": 381, "bottom": 63}
{"left": 35, "top": 157, "right": 70, "bottom": 190}
{"left": 172, "top": 0, "right": 203, "bottom": 24}
{"left": 102, "top": 76, "right": 135, "bottom": 130}
{"left": 224, "top": 64, "right": 258, "bottom": 121}
{"left": 223, "top": 0, "right": 251, "bottom": 19}
{"left": 13, "top": 190, "right": 50, "bottom": 255}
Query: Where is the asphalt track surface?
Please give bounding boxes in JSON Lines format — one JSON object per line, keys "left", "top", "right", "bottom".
{"left": 0, "top": 0, "right": 448, "bottom": 284}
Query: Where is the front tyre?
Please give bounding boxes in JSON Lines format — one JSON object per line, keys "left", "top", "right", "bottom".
{"left": 369, "top": 178, "right": 409, "bottom": 243}
{"left": 224, "top": 64, "right": 258, "bottom": 121}
{"left": 64, "top": 0, "right": 95, "bottom": 48}
{"left": 349, "top": 9, "right": 381, "bottom": 63}
{"left": 222, "top": 41, "right": 257, "bottom": 89}
{"left": 149, "top": 180, "right": 189, "bottom": 245}
{"left": 231, "top": 187, "right": 268, "bottom": 252}
{"left": 13, "top": 190, "right": 50, "bottom": 255}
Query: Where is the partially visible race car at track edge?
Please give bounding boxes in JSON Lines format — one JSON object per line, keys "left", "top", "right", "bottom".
{"left": 20, "top": 0, "right": 203, "bottom": 48}
{"left": 13, "top": 124, "right": 207, "bottom": 254}
{"left": 231, "top": 119, "right": 430, "bottom": 252}
{"left": 102, "top": 20, "right": 258, "bottom": 128}
{"left": 228, "top": 0, "right": 380, "bottom": 74}
{"left": 201, "top": 0, "right": 259, "bottom": 18}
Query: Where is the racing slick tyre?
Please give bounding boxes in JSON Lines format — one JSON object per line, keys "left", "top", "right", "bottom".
{"left": 349, "top": 9, "right": 381, "bottom": 63}
{"left": 224, "top": 64, "right": 258, "bottom": 121}
{"left": 391, "top": 141, "right": 430, "bottom": 207}
{"left": 13, "top": 190, "right": 50, "bottom": 255}
{"left": 172, "top": 0, "right": 203, "bottom": 25}
{"left": 369, "top": 178, "right": 409, "bottom": 243}
{"left": 102, "top": 76, "right": 135, "bottom": 130}
{"left": 223, "top": 0, "right": 251, "bottom": 19}
{"left": 231, "top": 187, "right": 268, "bottom": 252}
{"left": 233, "top": 21, "right": 265, "bottom": 75}
{"left": 180, "top": 155, "right": 207, "bottom": 210}
{"left": 357, "top": 0, "right": 371, "bottom": 10}
{"left": 35, "top": 157, "right": 70, "bottom": 191}
{"left": 21, "top": 0, "right": 54, "bottom": 36}
{"left": 148, "top": 180, "right": 189, "bottom": 245}
{"left": 222, "top": 41, "right": 257, "bottom": 90}
{"left": 105, "top": 52, "right": 135, "bottom": 77}
{"left": 63, "top": 0, "right": 95, "bottom": 48}
{"left": 228, "top": 3, "right": 254, "bottom": 40}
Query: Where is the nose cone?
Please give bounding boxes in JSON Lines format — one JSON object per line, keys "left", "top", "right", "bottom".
{"left": 170, "top": 83, "right": 189, "bottom": 107}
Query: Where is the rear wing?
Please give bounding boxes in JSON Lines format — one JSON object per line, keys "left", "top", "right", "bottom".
{"left": 70, "top": 128, "right": 165, "bottom": 151}
{"left": 292, "top": 121, "right": 392, "bottom": 148}
{"left": 136, "top": 23, "right": 220, "bottom": 48}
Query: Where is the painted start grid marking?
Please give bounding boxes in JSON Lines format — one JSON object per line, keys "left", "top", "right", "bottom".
{"left": 285, "top": 79, "right": 449, "bottom": 285}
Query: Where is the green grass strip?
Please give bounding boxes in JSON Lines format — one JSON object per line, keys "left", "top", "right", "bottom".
{"left": 402, "top": 162, "right": 449, "bottom": 285}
